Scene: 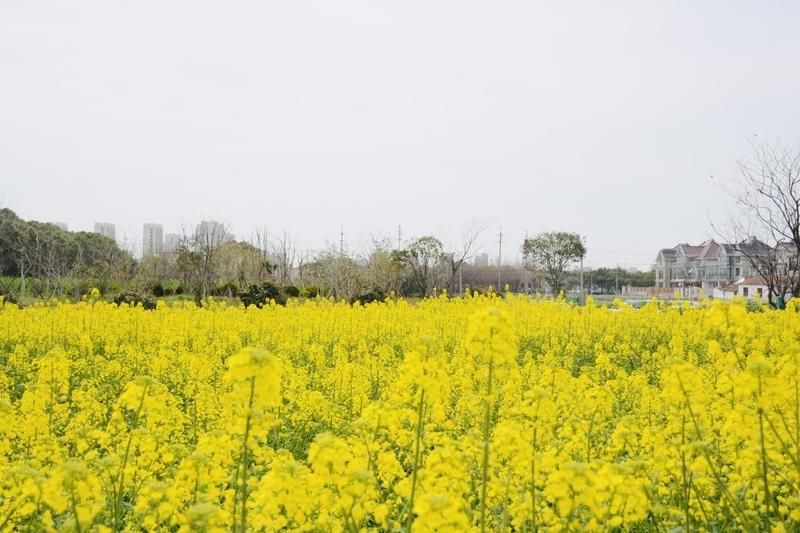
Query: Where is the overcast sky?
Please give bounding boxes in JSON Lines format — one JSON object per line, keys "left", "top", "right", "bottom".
{"left": 2, "top": 2, "right": 799, "bottom": 268}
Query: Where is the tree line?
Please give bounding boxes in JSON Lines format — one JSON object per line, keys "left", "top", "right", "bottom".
{"left": 0, "top": 208, "right": 133, "bottom": 299}
{"left": 0, "top": 209, "right": 655, "bottom": 305}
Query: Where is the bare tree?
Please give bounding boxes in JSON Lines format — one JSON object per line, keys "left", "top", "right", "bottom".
{"left": 717, "top": 138, "right": 800, "bottom": 306}
{"left": 15, "top": 231, "right": 37, "bottom": 299}
{"left": 359, "top": 236, "right": 404, "bottom": 295}
{"left": 300, "top": 246, "right": 363, "bottom": 300}
{"left": 17, "top": 224, "right": 72, "bottom": 297}
{"left": 250, "top": 227, "right": 275, "bottom": 282}
{"left": 271, "top": 231, "right": 298, "bottom": 286}
{"left": 135, "top": 255, "right": 177, "bottom": 293}
{"left": 177, "top": 220, "right": 232, "bottom": 299}
{"left": 445, "top": 220, "right": 490, "bottom": 294}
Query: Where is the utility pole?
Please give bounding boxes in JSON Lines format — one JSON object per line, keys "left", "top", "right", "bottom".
{"left": 339, "top": 226, "right": 344, "bottom": 257}
{"left": 497, "top": 227, "right": 503, "bottom": 291}
{"left": 397, "top": 225, "right": 402, "bottom": 249}
{"left": 579, "top": 256, "right": 585, "bottom": 305}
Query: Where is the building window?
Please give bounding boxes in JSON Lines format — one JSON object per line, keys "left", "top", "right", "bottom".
{"left": 735, "top": 267, "right": 740, "bottom": 276}
{"left": 743, "top": 287, "right": 749, "bottom": 297}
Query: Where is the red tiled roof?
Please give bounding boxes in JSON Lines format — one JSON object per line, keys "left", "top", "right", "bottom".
{"left": 678, "top": 245, "right": 704, "bottom": 258}
{"left": 699, "top": 241, "right": 721, "bottom": 260}
{"left": 735, "top": 276, "right": 768, "bottom": 286}
{"left": 658, "top": 248, "right": 677, "bottom": 260}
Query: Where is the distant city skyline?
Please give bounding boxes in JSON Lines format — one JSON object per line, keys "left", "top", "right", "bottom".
{"left": 142, "top": 223, "right": 164, "bottom": 258}
{"left": 38, "top": 214, "right": 661, "bottom": 269}
{"left": 93, "top": 222, "right": 116, "bottom": 242}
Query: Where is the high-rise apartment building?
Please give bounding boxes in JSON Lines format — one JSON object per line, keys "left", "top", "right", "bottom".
{"left": 163, "top": 233, "right": 181, "bottom": 254}
{"left": 195, "top": 220, "right": 233, "bottom": 245}
{"left": 94, "top": 222, "right": 116, "bottom": 241}
{"left": 53, "top": 222, "right": 69, "bottom": 231}
{"left": 142, "top": 223, "right": 164, "bottom": 257}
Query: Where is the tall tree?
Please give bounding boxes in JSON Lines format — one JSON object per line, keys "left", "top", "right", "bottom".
{"left": 717, "top": 138, "right": 800, "bottom": 306}
{"left": 392, "top": 236, "right": 445, "bottom": 296}
{"left": 301, "top": 247, "right": 363, "bottom": 299}
{"left": 249, "top": 227, "right": 276, "bottom": 282}
{"left": 522, "top": 232, "right": 586, "bottom": 296}
{"left": 176, "top": 221, "right": 232, "bottom": 299}
{"left": 270, "top": 231, "right": 298, "bottom": 286}
{"left": 361, "top": 237, "right": 405, "bottom": 295}
{"left": 444, "top": 220, "right": 490, "bottom": 295}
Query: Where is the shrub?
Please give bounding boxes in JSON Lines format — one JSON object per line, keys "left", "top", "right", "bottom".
{"left": 240, "top": 281, "right": 286, "bottom": 308}
{"left": 0, "top": 293, "right": 18, "bottom": 306}
{"left": 113, "top": 292, "right": 156, "bottom": 310}
{"left": 350, "top": 288, "right": 386, "bottom": 305}
{"left": 284, "top": 285, "right": 300, "bottom": 298}
{"left": 302, "top": 286, "right": 320, "bottom": 298}
{"left": 214, "top": 281, "right": 240, "bottom": 298}
{"left": 150, "top": 282, "right": 165, "bottom": 297}
{"left": 162, "top": 280, "right": 183, "bottom": 295}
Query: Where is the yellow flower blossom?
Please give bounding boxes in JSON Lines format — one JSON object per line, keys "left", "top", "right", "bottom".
{"left": 0, "top": 294, "right": 798, "bottom": 530}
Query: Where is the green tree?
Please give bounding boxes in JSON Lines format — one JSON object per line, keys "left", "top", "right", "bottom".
{"left": 363, "top": 238, "right": 405, "bottom": 295}
{"left": 392, "top": 236, "right": 445, "bottom": 296}
{"left": 0, "top": 208, "right": 132, "bottom": 298}
{"left": 522, "top": 232, "right": 586, "bottom": 295}
{"left": 626, "top": 269, "right": 655, "bottom": 287}
{"left": 216, "top": 240, "right": 273, "bottom": 287}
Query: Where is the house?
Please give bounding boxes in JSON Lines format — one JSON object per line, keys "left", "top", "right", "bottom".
{"left": 654, "top": 238, "right": 770, "bottom": 297}
{"left": 776, "top": 242, "right": 799, "bottom": 274}
{"left": 734, "top": 277, "right": 769, "bottom": 301}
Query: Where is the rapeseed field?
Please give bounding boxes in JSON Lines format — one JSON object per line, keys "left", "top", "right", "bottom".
{"left": 1, "top": 294, "right": 799, "bottom": 531}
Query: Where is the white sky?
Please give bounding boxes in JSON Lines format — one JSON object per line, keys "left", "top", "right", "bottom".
{"left": 2, "top": 1, "right": 799, "bottom": 268}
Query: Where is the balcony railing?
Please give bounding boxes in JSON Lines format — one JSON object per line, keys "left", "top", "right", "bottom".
{"left": 669, "top": 267, "right": 738, "bottom": 282}
{"left": 668, "top": 266, "right": 760, "bottom": 283}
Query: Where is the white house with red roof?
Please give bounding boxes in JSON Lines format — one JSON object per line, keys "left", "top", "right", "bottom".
{"left": 734, "top": 277, "right": 770, "bottom": 301}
